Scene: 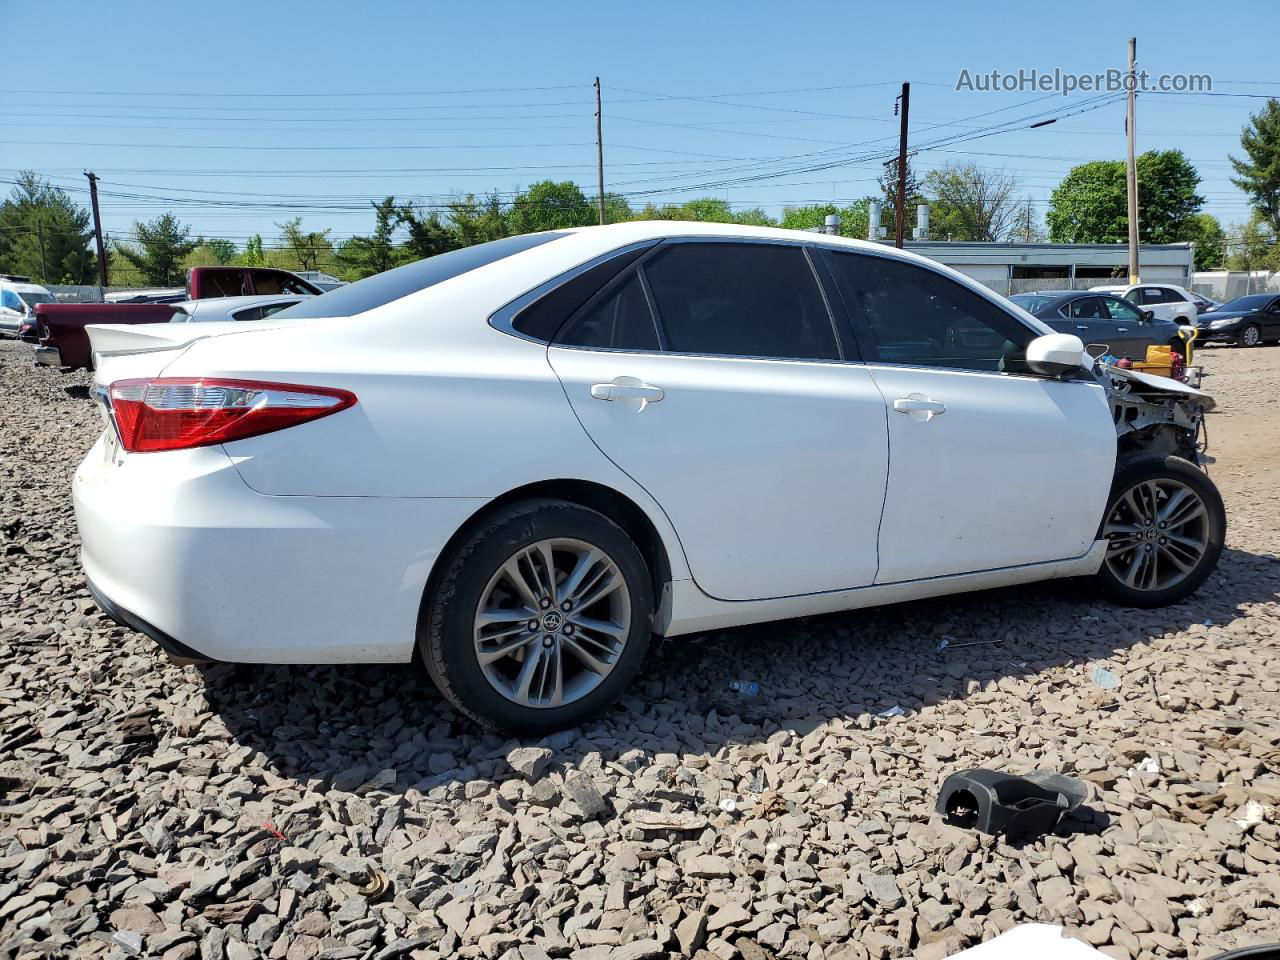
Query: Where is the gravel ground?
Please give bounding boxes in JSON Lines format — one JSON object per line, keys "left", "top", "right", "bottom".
{"left": 1, "top": 337, "right": 1278, "bottom": 960}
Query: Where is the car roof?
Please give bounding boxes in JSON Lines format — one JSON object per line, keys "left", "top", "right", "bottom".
{"left": 1, "top": 281, "right": 53, "bottom": 294}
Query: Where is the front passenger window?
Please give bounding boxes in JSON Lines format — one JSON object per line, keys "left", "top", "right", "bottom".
{"left": 827, "top": 251, "right": 1032, "bottom": 372}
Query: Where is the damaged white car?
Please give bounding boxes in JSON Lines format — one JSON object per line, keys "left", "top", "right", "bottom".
{"left": 73, "top": 223, "right": 1224, "bottom": 731}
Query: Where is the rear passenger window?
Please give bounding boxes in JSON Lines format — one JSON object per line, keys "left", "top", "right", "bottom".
{"left": 641, "top": 243, "right": 839, "bottom": 360}
{"left": 556, "top": 273, "right": 659, "bottom": 351}
{"left": 827, "top": 251, "right": 1033, "bottom": 372}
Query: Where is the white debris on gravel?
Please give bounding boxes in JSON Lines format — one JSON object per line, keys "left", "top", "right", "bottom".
{"left": 1, "top": 339, "right": 1279, "bottom": 960}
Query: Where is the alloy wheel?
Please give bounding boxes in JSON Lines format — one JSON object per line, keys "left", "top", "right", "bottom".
{"left": 1242, "top": 325, "right": 1261, "bottom": 346}
{"left": 472, "top": 538, "right": 631, "bottom": 708}
{"left": 1103, "top": 478, "right": 1209, "bottom": 592}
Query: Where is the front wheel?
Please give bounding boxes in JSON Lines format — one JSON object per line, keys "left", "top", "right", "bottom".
{"left": 1095, "top": 456, "right": 1225, "bottom": 608}
{"left": 419, "top": 499, "right": 653, "bottom": 733}
{"left": 1238, "top": 324, "right": 1261, "bottom": 347}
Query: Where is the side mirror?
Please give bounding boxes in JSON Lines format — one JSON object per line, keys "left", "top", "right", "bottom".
{"left": 1141, "top": 309, "right": 1154, "bottom": 321}
{"left": 1027, "top": 333, "right": 1086, "bottom": 377}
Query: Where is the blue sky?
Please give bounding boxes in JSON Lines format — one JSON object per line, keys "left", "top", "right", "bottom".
{"left": 3, "top": 0, "right": 1274, "bottom": 252}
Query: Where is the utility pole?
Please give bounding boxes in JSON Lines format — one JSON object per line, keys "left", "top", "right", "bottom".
{"left": 1125, "top": 37, "right": 1140, "bottom": 285}
{"left": 36, "top": 222, "right": 48, "bottom": 281}
{"left": 85, "top": 171, "right": 109, "bottom": 288}
{"left": 594, "top": 77, "right": 606, "bottom": 226}
{"left": 895, "top": 82, "right": 910, "bottom": 249}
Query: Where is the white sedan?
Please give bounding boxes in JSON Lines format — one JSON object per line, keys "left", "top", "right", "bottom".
{"left": 73, "top": 222, "right": 1225, "bottom": 732}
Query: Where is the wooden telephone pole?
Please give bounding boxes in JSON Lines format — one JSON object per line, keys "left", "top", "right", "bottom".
{"left": 1125, "top": 38, "right": 1140, "bottom": 285}
{"left": 895, "top": 82, "right": 910, "bottom": 249}
{"left": 85, "top": 171, "right": 109, "bottom": 287}
{"left": 594, "top": 77, "right": 606, "bottom": 225}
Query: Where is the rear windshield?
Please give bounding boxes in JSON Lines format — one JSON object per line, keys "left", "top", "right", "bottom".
{"left": 271, "top": 232, "right": 566, "bottom": 320}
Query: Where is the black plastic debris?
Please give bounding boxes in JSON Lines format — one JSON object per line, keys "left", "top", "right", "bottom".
{"left": 935, "top": 768, "right": 1089, "bottom": 838}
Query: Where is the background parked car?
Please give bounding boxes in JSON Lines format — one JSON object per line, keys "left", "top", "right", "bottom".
{"left": 169, "top": 294, "right": 310, "bottom": 323}
{"left": 1194, "top": 293, "right": 1280, "bottom": 346}
{"left": 1091, "top": 283, "right": 1207, "bottom": 322}
{"left": 1008, "top": 290, "right": 1187, "bottom": 359}
{"left": 0, "top": 275, "right": 57, "bottom": 336}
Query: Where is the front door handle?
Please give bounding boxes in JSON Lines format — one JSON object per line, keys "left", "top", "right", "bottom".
{"left": 1074, "top": 324, "right": 1090, "bottom": 331}
{"left": 590, "top": 382, "right": 664, "bottom": 402}
{"left": 1116, "top": 327, "right": 1128, "bottom": 333}
{"left": 893, "top": 396, "right": 946, "bottom": 421}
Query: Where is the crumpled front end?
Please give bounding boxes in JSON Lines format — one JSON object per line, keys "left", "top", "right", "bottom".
{"left": 1099, "top": 362, "right": 1214, "bottom": 465}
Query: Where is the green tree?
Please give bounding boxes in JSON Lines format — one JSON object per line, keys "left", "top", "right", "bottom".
{"left": 114, "top": 213, "right": 197, "bottom": 286}
{"left": 448, "top": 192, "right": 509, "bottom": 247}
{"left": 507, "top": 180, "right": 594, "bottom": 234}
{"left": 336, "top": 197, "right": 403, "bottom": 279}
{"left": 0, "top": 171, "right": 97, "bottom": 283}
{"left": 399, "top": 206, "right": 460, "bottom": 260}
{"left": 202, "top": 238, "right": 238, "bottom": 264}
{"left": 1184, "top": 213, "right": 1225, "bottom": 270}
{"left": 635, "top": 197, "right": 774, "bottom": 225}
{"left": 1224, "top": 214, "right": 1280, "bottom": 273}
{"left": 923, "top": 163, "right": 1019, "bottom": 241}
{"left": 1047, "top": 151, "right": 1204, "bottom": 244}
{"left": 879, "top": 157, "right": 926, "bottom": 238}
{"left": 239, "top": 234, "right": 266, "bottom": 267}
{"left": 597, "top": 192, "right": 634, "bottom": 224}
{"left": 276, "top": 217, "right": 332, "bottom": 271}
{"left": 1230, "top": 98, "right": 1280, "bottom": 237}
{"left": 779, "top": 200, "right": 872, "bottom": 239}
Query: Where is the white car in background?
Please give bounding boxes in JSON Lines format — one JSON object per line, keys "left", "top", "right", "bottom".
{"left": 0, "top": 276, "right": 57, "bottom": 335}
{"left": 169, "top": 294, "right": 311, "bottom": 323}
{"left": 73, "top": 222, "right": 1225, "bottom": 732}
{"left": 1091, "top": 283, "right": 1211, "bottom": 323}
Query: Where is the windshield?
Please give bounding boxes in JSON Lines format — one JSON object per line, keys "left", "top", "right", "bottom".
{"left": 1009, "top": 294, "right": 1064, "bottom": 313}
{"left": 18, "top": 292, "right": 55, "bottom": 310}
{"left": 272, "top": 232, "right": 566, "bottom": 320}
{"left": 1219, "top": 294, "right": 1273, "bottom": 311}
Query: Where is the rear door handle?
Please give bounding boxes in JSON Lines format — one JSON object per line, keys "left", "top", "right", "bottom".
{"left": 893, "top": 397, "right": 946, "bottom": 418}
{"left": 1116, "top": 327, "right": 1128, "bottom": 333}
{"left": 1074, "top": 324, "right": 1090, "bottom": 331}
{"left": 590, "top": 382, "right": 664, "bottom": 402}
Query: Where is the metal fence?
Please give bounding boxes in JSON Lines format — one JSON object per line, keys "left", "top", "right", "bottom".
{"left": 1004, "top": 277, "right": 1131, "bottom": 296}
{"left": 45, "top": 284, "right": 106, "bottom": 303}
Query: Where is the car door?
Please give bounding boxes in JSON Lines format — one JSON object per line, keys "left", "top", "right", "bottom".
{"left": 547, "top": 239, "right": 890, "bottom": 602}
{"left": 1097, "top": 296, "right": 1151, "bottom": 358}
{"left": 1264, "top": 297, "right": 1280, "bottom": 339}
{"left": 823, "top": 249, "right": 1115, "bottom": 584}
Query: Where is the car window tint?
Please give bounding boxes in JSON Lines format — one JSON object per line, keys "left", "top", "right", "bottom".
{"left": 203, "top": 270, "right": 244, "bottom": 298}
{"left": 1102, "top": 298, "right": 1142, "bottom": 322}
{"left": 232, "top": 306, "right": 263, "bottom": 322}
{"left": 260, "top": 302, "right": 295, "bottom": 319}
{"left": 827, "top": 251, "right": 1032, "bottom": 372}
{"left": 1069, "top": 297, "right": 1104, "bottom": 319}
{"left": 641, "top": 243, "right": 838, "bottom": 360}
{"left": 513, "top": 245, "right": 652, "bottom": 341}
{"left": 556, "top": 272, "right": 659, "bottom": 351}
{"left": 273, "top": 232, "right": 565, "bottom": 320}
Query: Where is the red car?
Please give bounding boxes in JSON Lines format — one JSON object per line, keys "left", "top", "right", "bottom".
{"left": 31, "top": 267, "right": 323, "bottom": 371}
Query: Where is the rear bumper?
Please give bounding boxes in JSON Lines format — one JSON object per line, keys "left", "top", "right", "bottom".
{"left": 87, "top": 575, "right": 215, "bottom": 664}
{"left": 73, "top": 433, "right": 485, "bottom": 663}
{"left": 34, "top": 345, "right": 62, "bottom": 366}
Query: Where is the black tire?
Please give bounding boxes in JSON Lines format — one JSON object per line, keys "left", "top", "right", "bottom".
{"left": 419, "top": 499, "right": 653, "bottom": 733}
{"left": 1238, "top": 323, "right": 1262, "bottom": 347}
{"left": 1094, "top": 455, "right": 1225, "bottom": 608}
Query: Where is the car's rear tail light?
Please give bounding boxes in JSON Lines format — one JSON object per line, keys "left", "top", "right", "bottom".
{"left": 108, "top": 378, "right": 356, "bottom": 453}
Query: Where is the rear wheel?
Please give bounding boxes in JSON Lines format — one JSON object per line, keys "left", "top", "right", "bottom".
{"left": 420, "top": 499, "right": 653, "bottom": 733}
{"left": 1239, "top": 324, "right": 1261, "bottom": 347}
{"left": 1095, "top": 456, "right": 1225, "bottom": 608}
